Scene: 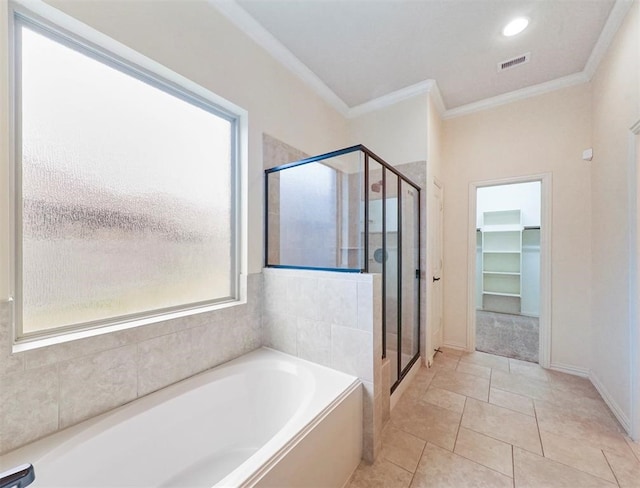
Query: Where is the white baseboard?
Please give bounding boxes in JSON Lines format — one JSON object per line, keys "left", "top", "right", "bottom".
{"left": 442, "top": 340, "right": 468, "bottom": 351}
{"left": 549, "top": 362, "right": 590, "bottom": 378}
{"left": 589, "top": 370, "right": 631, "bottom": 434}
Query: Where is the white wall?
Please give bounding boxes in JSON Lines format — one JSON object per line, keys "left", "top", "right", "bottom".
{"left": 590, "top": 1, "right": 640, "bottom": 432}
{"left": 476, "top": 182, "right": 541, "bottom": 227}
{"left": 442, "top": 83, "right": 592, "bottom": 370}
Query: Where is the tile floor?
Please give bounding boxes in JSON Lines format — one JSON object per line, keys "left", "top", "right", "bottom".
{"left": 348, "top": 348, "right": 640, "bottom": 487}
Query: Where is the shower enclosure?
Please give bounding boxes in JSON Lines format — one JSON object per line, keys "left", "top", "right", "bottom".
{"left": 265, "top": 145, "right": 421, "bottom": 391}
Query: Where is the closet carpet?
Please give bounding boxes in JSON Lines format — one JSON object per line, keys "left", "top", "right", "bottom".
{"left": 475, "top": 310, "right": 539, "bottom": 363}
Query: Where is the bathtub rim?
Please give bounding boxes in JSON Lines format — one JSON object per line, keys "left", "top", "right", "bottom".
{"left": 228, "top": 375, "right": 362, "bottom": 488}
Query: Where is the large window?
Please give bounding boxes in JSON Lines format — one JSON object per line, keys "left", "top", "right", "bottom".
{"left": 14, "top": 13, "right": 239, "bottom": 339}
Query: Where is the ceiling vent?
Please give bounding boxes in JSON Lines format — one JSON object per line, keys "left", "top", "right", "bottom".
{"left": 498, "top": 52, "right": 530, "bottom": 72}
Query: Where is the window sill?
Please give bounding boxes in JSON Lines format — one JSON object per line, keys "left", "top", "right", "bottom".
{"left": 12, "top": 299, "right": 243, "bottom": 354}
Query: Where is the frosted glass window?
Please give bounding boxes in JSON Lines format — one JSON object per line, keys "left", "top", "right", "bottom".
{"left": 16, "top": 18, "right": 237, "bottom": 336}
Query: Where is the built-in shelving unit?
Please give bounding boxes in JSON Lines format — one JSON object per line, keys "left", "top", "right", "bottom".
{"left": 481, "top": 210, "right": 523, "bottom": 314}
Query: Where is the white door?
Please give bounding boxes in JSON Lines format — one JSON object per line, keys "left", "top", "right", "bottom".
{"left": 430, "top": 179, "right": 444, "bottom": 362}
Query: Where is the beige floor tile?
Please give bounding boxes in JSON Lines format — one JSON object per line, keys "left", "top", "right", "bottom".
{"left": 456, "top": 361, "right": 492, "bottom": 379}
{"left": 402, "top": 367, "right": 437, "bottom": 401}
{"left": 381, "top": 424, "right": 426, "bottom": 473}
{"left": 508, "top": 358, "right": 550, "bottom": 381}
{"left": 491, "top": 369, "right": 556, "bottom": 401}
{"left": 540, "top": 391, "right": 623, "bottom": 433}
{"left": 391, "top": 397, "right": 462, "bottom": 451}
{"left": 603, "top": 446, "right": 640, "bottom": 488}
{"left": 348, "top": 459, "right": 413, "bottom": 488}
{"left": 489, "top": 387, "right": 535, "bottom": 416}
{"left": 454, "top": 427, "right": 513, "bottom": 477}
{"left": 461, "top": 398, "right": 542, "bottom": 454}
{"left": 513, "top": 447, "right": 616, "bottom": 487}
{"left": 459, "top": 351, "right": 510, "bottom": 372}
{"left": 540, "top": 430, "right": 616, "bottom": 483}
{"left": 431, "top": 354, "right": 460, "bottom": 371}
{"left": 546, "top": 369, "right": 602, "bottom": 400}
{"left": 625, "top": 436, "right": 640, "bottom": 462}
{"left": 423, "top": 387, "right": 466, "bottom": 414}
{"left": 411, "top": 442, "right": 512, "bottom": 487}
{"left": 535, "top": 400, "right": 630, "bottom": 456}
{"left": 430, "top": 368, "right": 490, "bottom": 402}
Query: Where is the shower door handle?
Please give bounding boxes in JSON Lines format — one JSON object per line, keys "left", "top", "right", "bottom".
{"left": 432, "top": 276, "right": 441, "bottom": 282}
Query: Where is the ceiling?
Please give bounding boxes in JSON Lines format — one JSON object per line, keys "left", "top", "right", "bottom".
{"left": 214, "top": 0, "right": 630, "bottom": 116}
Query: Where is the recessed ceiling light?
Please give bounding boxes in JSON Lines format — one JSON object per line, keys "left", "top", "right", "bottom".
{"left": 502, "top": 17, "right": 529, "bottom": 37}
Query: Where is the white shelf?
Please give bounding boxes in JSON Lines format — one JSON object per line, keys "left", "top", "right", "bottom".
{"left": 481, "top": 224, "right": 524, "bottom": 233}
{"left": 483, "top": 291, "right": 521, "bottom": 298}
{"left": 480, "top": 209, "right": 523, "bottom": 313}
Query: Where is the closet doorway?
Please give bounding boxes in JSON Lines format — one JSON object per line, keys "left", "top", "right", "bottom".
{"left": 468, "top": 175, "right": 551, "bottom": 366}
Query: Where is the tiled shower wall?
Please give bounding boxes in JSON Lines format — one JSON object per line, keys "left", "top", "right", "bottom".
{"left": 263, "top": 133, "right": 308, "bottom": 266}
{"left": 262, "top": 268, "right": 384, "bottom": 463}
{"left": 0, "top": 273, "right": 262, "bottom": 454}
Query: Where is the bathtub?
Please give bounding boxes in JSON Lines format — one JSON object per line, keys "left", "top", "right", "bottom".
{"left": 0, "top": 348, "right": 363, "bottom": 487}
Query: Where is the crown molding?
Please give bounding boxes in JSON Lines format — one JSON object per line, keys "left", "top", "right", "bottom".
{"left": 347, "top": 80, "right": 435, "bottom": 118}
{"left": 428, "top": 81, "right": 447, "bottom": 117}
{"left": 442, "top": 72, "right": 590, "bottom": 119}
{"left": 210, "top": 0, "right": 349, "bottom": 117}
{"left": 584, "top": 0, "right": 635, "bottom": 80}
{"left": 443, "top": 0, "right": 633, "bottom": 120}
{"left": 212, "top": 0, "right": 632, "bottom": 122}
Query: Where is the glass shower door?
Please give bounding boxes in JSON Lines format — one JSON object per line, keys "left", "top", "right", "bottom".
{"left": 400, "top": 181, "right": 420, "bottom": 374}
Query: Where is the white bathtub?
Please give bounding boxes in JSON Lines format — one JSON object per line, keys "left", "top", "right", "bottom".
{"left": 0, "top": 348, "right": 363, "bottom": 487}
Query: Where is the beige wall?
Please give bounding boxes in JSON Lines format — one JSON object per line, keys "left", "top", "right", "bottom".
{"left": 348, "top": 94, "right": 428, "bottom": 165}
{"left": 442, "top": 84, "right": 593, "bottom": 370}
{"left": 590, "top": 1, "right": 639, "bottom": 428}
{"left": 427, "top": 94, "right": 445, "bottom": 183}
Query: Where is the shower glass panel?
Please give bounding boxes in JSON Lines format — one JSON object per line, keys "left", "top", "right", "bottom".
{"left": 384, "top": 170, "right": 400, "bottom": 384}
{"left": 265, "top": 145, "right": 421, "bottom": 392}
{"left": 265, "top": 149, "right": 363, "bottom": 270}
{"left": 401, "top": 181, "right": 420, "bottom": 373}
{"left": 366, "top": 158, "right": 384, "bottom": 273}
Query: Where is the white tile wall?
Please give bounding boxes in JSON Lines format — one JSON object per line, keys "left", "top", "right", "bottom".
{"left": 1, "top": 267, "right": 386, "bottom": 464}
{"left": 262, "top": 268, "right": 385, "bottom": 463}
{"left": 296, "top": 317, "right": 332, "bottom": 367}
{"left": 59, "top": 345, "right": 138, "bottom": 428}
{"left": 0, "top": 273, "right": 262, "bottom": 454}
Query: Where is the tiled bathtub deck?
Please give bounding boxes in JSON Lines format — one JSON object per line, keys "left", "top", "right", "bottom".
{"left": 348, "top": 349, "right": 640, "bottom": 487}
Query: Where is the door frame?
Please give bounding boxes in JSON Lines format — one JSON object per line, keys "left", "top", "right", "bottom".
{"left": 425, "top": 176, "right": 444, "bottom": 366}
{"left": 466, "top": 173, "right": 552, "bottom": 368}
{"left": 630, "top": 119, "right": 640, "bottom": 440}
